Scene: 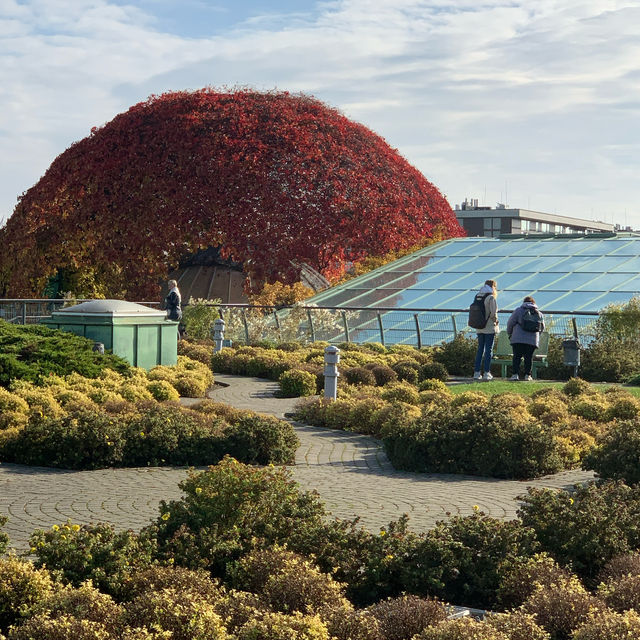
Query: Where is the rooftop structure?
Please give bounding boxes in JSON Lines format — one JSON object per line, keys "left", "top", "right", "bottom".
{"left": 455, "top": 199, "right": 614, "bottom": 237}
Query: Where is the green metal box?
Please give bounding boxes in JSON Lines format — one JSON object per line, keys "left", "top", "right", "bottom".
{"left": 41, "top": 300, "right": 177, "bottom": 369}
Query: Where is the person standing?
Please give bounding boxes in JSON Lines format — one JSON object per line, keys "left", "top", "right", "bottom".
{"left": 472, "top": 279, "right": 499, "bottom": 381}
{"left": 507, "top": 296, "right": 545, "bottom": 381}
{"left": 164, "top": 279, "right": 183, "bottom": 336}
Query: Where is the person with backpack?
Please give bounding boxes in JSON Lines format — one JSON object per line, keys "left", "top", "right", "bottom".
{"left": 470, "top": 279, "right": 499, "bottom": 381}
{"left": 506, "top": 296, "right": 545, "bottom": 381}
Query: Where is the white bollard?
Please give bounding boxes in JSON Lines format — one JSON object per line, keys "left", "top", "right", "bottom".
{"left": 213, "top": 318, "right": 226, "bottom": 353}
{"left": 324, "top": 345, "right": 340, "bottom": 400}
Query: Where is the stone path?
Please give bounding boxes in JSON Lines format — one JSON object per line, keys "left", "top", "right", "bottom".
{"left": 0, "top": 374, "right": 594, "bottom": 551}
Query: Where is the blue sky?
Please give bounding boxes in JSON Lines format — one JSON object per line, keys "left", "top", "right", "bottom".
{"left": 1, "top": 0, "right": 639, "bottom": 227}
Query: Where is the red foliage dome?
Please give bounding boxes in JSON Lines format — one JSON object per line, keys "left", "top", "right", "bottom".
{"left": 0, "top": 89, "right": 463, "bottom": 299}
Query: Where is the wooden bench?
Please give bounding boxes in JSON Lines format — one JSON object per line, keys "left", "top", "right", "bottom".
{"left": 493, "top": 330, "right": 550, "bottom": 379}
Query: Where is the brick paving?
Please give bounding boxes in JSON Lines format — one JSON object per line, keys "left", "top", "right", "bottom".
{"left": 0, "top": 374, "right": 594, "bottom": 551}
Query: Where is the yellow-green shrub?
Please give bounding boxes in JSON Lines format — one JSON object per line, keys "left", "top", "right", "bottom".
{"left": 0, "top": 388, "right": 29, "bottom": 430}
{"left": 572, "top": 609, "right": 640, "bottom": 640}
{"left": 146, "top": 380, "right": 180, "bottom": 402}
{"left": 237, "top": 611, "right": 329, "bottom": 640}
{"left": 380, "top": 382, "right": 420, "bottom": 406}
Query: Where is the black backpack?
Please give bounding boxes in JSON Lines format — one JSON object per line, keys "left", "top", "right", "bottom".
{"left": 521, "top": 308, "right": 543, "bottom": 332}
{"left": 468, "top": 293, "right": 490, "bottom": 329}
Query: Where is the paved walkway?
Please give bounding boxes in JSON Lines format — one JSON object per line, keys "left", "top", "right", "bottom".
{"left": 0, "top": 375, "right": 594, "bottom": 551}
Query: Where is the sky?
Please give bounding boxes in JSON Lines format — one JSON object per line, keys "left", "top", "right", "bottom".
{"left": 1, "top": 0, "right": 639, "bottom": 228}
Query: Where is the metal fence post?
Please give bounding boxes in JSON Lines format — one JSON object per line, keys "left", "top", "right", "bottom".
{"left": 241, "top": 308, "right": 250, "bottom": 344}
{"left": 324, "top": 345, "right": 340, "bottom": 400}
{"left": 451, "top": 314, "right": 458, "bottom": 338}
{"left": 377, "top": 311, "right": 385, "bottom": 346}
{"left": 21, "top": 302, "right": 27, "bottom": 325}
{"left": 341, "top": 310, "right": 350, "bottom": 343}
{"left": 272, "top": 309, "right": 281, "bottom": 342}
{"left": 571, "top": 317, "right": 578, "bottom": 340}
{"left": 307, "top": 309, "right": 316, "bottom": 343}
{"left": 414, "top": 313, "right": 422, "bottom": 349}
{"left": 213, "top": 318, "right": 225, "bottom": 353}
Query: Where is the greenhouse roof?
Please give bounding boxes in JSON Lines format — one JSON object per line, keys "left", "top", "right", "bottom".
{"left": 309, "top": 233, "right": 640, "bottom": 313}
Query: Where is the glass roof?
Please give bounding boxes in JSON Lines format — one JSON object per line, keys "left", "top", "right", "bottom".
{"left": 309, "top": 234, "right": 640, "bottom": 314}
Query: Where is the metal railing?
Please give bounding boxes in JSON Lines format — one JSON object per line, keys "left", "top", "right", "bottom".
{"left": 0, "top": 299, "right": 160, "bottom": 325}
{"left": 204, "top": 304, "right": 598, "bottom": 347}
{"left": 0, "top": 298, "right": 598, "bottom": 347}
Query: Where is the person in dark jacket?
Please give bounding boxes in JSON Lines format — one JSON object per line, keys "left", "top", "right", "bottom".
{"left": 506, "top": 296, "right": 545, "bottom": 381}
{"left": 164, "top": 279, "right": 182, "bottom": 321}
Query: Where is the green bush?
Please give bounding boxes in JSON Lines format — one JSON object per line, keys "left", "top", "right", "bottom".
{"left": 383, "top": 401, "right": 562, "bottom": 479}
{"left": 370, "top": 365, "right": 397, "bottom": 386}
{"left": 423, "top": 512, "right": 539, "bottom": 609}
{"left": 0, "top": 516, "right": 8, "bottom": 556}
{"left": 582, "top": 419, "right": 640, "bottom": 484}
{"left": 230, "top": 548, "right": 347, "bottom": 616}
{"left": 221, "top": 414, "right": 299, "bottom": 465}
{"left": 150, "top": 459, "right": 331, "bottom": 578}
{"left": 496, "top": 553, "right": 574, "bottom": 609}
{"left": 177, "top": 339, "right": 214, "bottom": 365}
{"left": 123, "top": 587, "right": 228, "bottom": 640}
{"left": 0, "top": 320, "right": 130, "bottom": 388}
{"left": 278, "top": 369, "right": 317, "bottom": 397}
{"left": 580, "top": 338, "right": 640, "bottom": 382}
{"left": 518, "top": 481, "right": 640, "bottom": 583}
{"left": 33, "top": 581, "right": 122, "bottom": 628}
{"left": 597, "top": 573, "right": 640, "bottom": 613}
{"left": 344, "top": 367, "right": 377, "bottom": 387}
{"left": 146, "top": 380, "right": 180, "bottom": 402}
{"left": 380, "top": 383, "right": 420, "bottom": 405}
{"left": 418, "top": 362, "right": 448, "bottom": 382}
{"left": 391, "top": 362, "right": 419, "bottom": 385}
{"left": 366, "top": 594, "right": 447, "bottom": 640}
{"left": 0, "top": 556, "right": 56, "bottom": 631}
{"left": 6, "top": 614, "right": 114, "bottom": 640}
{"left": 120, "top": 565, "right": 221, "bottom": 602}
{"left": 520, "top": 578, "right": 604, "bottom": 640}
{"left": 2, "top": 409, "right": 126, "bottom": 469}
{"left": 414, "top": 617, "right": 509, "bottom": 639}
{"left": 433, "top": 334, "right": 476, "bottom": 377}
{"left": 572, "top": 609, "right": 640, "bottom": 640}
{"left": 29, "top": 522, "right": 156, "bottom": 597}
{"left": 236, "top": 611, "right": 329, "bottom": 640}
{"left": 181, "top": 299, "right": 221, "bottom": 341}
{"left": 485, "top": 612, "right": 550, "bottom": 640}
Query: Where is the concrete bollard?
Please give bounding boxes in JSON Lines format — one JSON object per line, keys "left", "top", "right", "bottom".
{"left": 92, "top": 342, "right": 105, "bottom": 355}
{"left": 213, "top": 318, "right": 226, "bottom": 353}
{"left": 323, "top": 345, "right": 340, "bottom": 400}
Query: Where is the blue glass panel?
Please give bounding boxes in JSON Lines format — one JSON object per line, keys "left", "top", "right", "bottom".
{"left": 556, "top": 255, "right": 603, "bottom": 271}
{"left": 576, "top": 272, "right": 638, "bottom": 291}
{"left": 527, "top": 256, "right": 576, "bottom": 271}
{"left": 609, "top": 257, "right": 640, "bottom": 272}
{"left": 440, "top": 273, "right": 500, "bottom": 290}
{"left": 552, "top": 291, "right": 610, "bottom": 311}
{"left": 446, "top": 239, "right": 497, "bottom": 256}
{"left": 538, "top": 273, "right": 596, "bottom": 290}
{"left": 614, "top": 275, "right": 640, "bottom": 292}
{"left": 429, "top": 239, "right": 485, "bottom": 256}
{"left": 598, "top": 240, "right": 639, "bottom": 255}
{"left": 573, "top": 256, "right": 632, "bottom": 272}
{"left": 496, "top": 272, "right": 538, "bottom": 288}
{"left": 499, "top": 291, "right": 533, "bottom": 308}
{"left": 582, "top": 291, "right": 635, "bottom": 311}
{"left": 350, "top": 273, "right": 419, "bottom": 290}
{"left": 425, "top": 256, "right": 478, "bottom": 272}
{"left": 486, "top": 256, "right": 539, "bottom": 271}
{"left": 388, "top": 254, "right": 438, "bottom": 272}
{"left": 503, "top": 272, "right": 567, "bottom": 290}
{"left": 571, "top": 240, "right": 615, "bottom": 255}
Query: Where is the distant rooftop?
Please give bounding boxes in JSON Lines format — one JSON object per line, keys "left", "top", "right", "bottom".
{"left": 454, "top": 199, "right": 614, "bottom": 237}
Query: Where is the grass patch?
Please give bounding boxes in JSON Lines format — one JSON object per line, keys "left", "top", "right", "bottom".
{"left": 449, "top": 380, "right": 640, "bottom": 398}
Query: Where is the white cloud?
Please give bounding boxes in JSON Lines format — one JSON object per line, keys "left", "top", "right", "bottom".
{"left": 1, "top": 0, "right": 639, "bottom": 227}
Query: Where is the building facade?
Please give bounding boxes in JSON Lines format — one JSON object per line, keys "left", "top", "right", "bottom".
{"left": 454, "top": 200, "right": 613, "bottom": 237}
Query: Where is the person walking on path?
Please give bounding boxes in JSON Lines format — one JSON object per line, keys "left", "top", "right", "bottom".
{"left": 507, "top": 296, "right": 545, "bottom": 381}
{"left": 472, "top": 279, "right": 499, "bottom": 381}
